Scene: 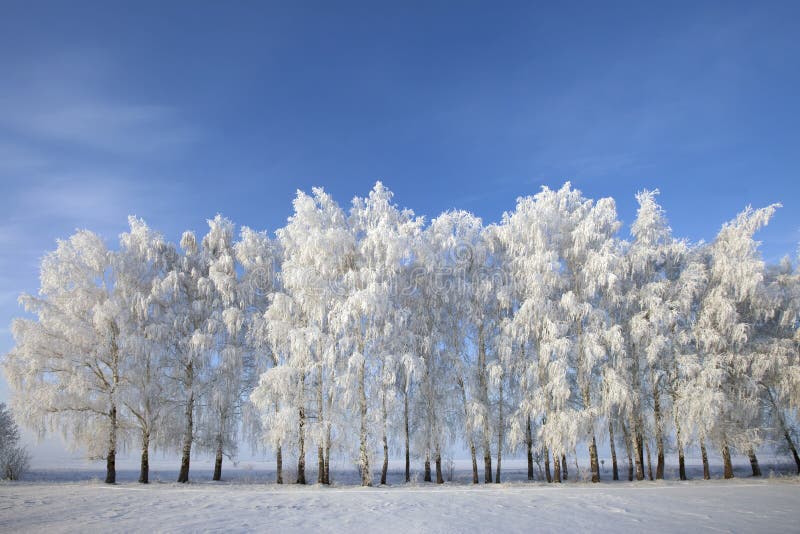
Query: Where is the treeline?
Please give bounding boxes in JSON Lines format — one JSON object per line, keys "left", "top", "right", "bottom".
{"left": 4, "top": 182, "right": 799, "bottom": 485}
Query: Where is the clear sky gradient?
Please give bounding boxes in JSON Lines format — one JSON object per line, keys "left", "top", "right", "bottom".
{"left": 1, "top": 1, "right": 799, "bottom": 458}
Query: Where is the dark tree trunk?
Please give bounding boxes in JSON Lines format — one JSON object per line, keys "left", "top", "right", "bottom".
{"left": 634, "top": 429, "right": 645, "bottom": 481}
{"left": 700, "top": 438, "right": 710, "bottom": 480}
{"left": 722, "top": 442, "right": 734, "bottom": 479}
{"left": 404, "top": 389, "right": 411, "bottom": 483}
{"left": 276, "top": 445, "right": 283, "bottom": 484}
{"left": 213, "top": 438, "right": 223, "bottom": 481}
{"left": 139, "top": 430, "right": 149, "bottom": 484}
{"left": 748, "top": 448, "right": 761, "bottom": 477}
{"left": 561, "top": 454, "right": 568, "bottom": 481}
{"left": 424, "top": 456, "right": 432, "bottom": 482}
{"left": 589, "top": 435, "right": 600, "bottom": 482}
{"left": 553, "top": 453, "right": 561, "bottom": 483}
{"left": 526, "top": 417, "right": 534, "bottom": 481}
{"left": 675, "top": 418, "right": 687, "bottom": 480}
{"left": 297, "top": 404, "right": 306, "bottom": 484}
{"left": 766, "top": 388, "right": 800, "bottom": 474}
{"left": 324, "top": 441, "right": 331, "bottom": 485}
{"left": 435, "top": 448, "right": 444, "bottom": 484}
{"left": 381, "top": 432, "right": 389, "bottom": 485}
{"left": 609, "top": 422, "right": 619, "bottom": 481}
{"left": 478, "top": 328, "right": 492, "bottom": 484}
{"left": 495, "top": 381, "right": 504, "bottom": 484}
{"left": 105, "top": 405, "right": 117, "bottom": 484}
{"left": 544, "top": 445, "right": 552, "bottom": 483}
{"left": 621, "top": 421, "right": 634, "bottom": 481}
{"left": 318, "top": 446, "right": 325, "bottom": 484}
{"left": 653, "top": 380, "right": 665, "bottom": 480}
{"left": 177, "top": 389, "right": 194, "bottom": 483}
{"left": 785, "top": 428, "right": 800, "bottom": 474}
{"left": 645, "top": 439, "right": 653, "bottom": 480}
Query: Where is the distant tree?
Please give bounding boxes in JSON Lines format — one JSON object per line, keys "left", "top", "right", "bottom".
{"left": 0, "top": 402, "right": 29, "bottom": 480}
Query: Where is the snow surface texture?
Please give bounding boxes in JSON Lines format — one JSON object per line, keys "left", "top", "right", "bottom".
{"left": 2, "top": 460, "right": 799, "bottom": 533}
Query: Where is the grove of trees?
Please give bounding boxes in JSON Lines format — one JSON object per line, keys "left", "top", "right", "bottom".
{"left": 4, "top": 182, "right": 800, "bottom": 485}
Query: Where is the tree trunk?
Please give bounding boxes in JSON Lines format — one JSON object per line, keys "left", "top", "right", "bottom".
{"left": 748, "top": 447, "right": 761, "bottom": 477}
{"left": 561, "top": 453, "right": 568, "bottom": 481}
{"left": 674, "top": 416, "right": 687, "bottom": 481}
{"left": 105, "top": 404, "right": 117, "bottom": 484}
{"left": 765, "top": 388, "right": 800, "bottom": 474}
{"left": 722, "top": 442, "right": 734, "bottom": 479}
{"left": 495, "top": 381, "right": 504, "bottom": 484}
{"left": 645, "top": 439, "right": 653, "bottom": 480}
{"left": 653, "top": 380, "right": 665, "bottom": 480}
{"left": 609, "top": 422, "right": 619, "bottom": 481}
{"left": 621, "top": 421, "right": 634, "bottom": 481}
{"left": 177, "top": 382, "right": 194, "bottom": 483}
{"left": 435, "top": 446, "right": 444, "bottom": 484}
{"left": 139, "top": 430, "right": 149, "bottom": 484}
{"left": 478, "top": 328, "right": 492, "bottom": 484}
{"left": 213, "top": 435, "right": 223, "bottom": 481}
{"left": 404, "top": 389, "right": 411, "bottom": 482}
{"left": 458, "top": 375, "right": 478, "bottom": 484}
{"left": 317, "top": 370, "right": 325, "bottom": 485}
{"left": 270, "top": 444, "right": 279, "bottom": 484}
{"left": 700, "top": 438, "right": 710, "bottom": 480}
{"left": 424, "top": 455, "right": 431, "bottom": 482}
{"left": 358, "top": 355, "right": 371, "bottom": 486}
{"left": 526, "top": 417, "right": 534, "bottom": 481}
{"left": 553, "top": 453, "right": 561, "bottom": 483}
{"left": 634, "top": 427, "right": 645, "bottom": 481}
{"left": 589, "top": 435, "right": 600, "bottom": 482}
{"left": 297, "top": 403, "right": 306, "bottom": 484}
{"left": 544, "top": 445, "right": 552, "bottom": 483}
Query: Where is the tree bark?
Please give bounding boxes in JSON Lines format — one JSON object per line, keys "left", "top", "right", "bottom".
{"left": 674, "top": 412, "right": 687, "bottom": 480}
{"left": 495, "top": 381, "right": 504, "bottom": 484}
{"left": 458, "top": 375, "right": 479, "bottom": 484}
{"left": 381, "top": 397, "right": 389, "bottom": 485}
{"left": 139, "top": 430, "right": 149, "bottom": 484}
{"left": 765, "top": 387, "right": 800, "bottom": 474}
{"left": 589, "top": 435, "right": 600, "bottom": 482}
{"left": 653, "top": 379, "right": 665, "bottom": 480}
{"left": 105, "top": 405, "right": 117, "bottom": 484}
{"left": 213, "top": 435, "right": 223, "bottom": 481}
{"left": 424, "top": 455, "right": 431, "bottom": 482}
{"left": 435, "top": 445, "right": 444, "bottom": 484}
{"left": 297, "top": 403, "right": 306, "bottom": 484}
{"left": 276, "top": 445, "right": 283, "bottom": 484}
{"left": 700, "top": 438, "right": 710, "bottom": 480}
{"left": 747, "top": 447, "right": 761, "bottom": 477}
{"left": 358, "top": 353, "right": 371, "bottom": 486}
{"left": 404, "top": 388, "right": 411, "bottom": 482}
{"left": 478, "top": 327, "right": 492, "bottom": 484}
{"left": 621, "top": 421, "right": 634, "bottom": 481}
{"left": 722, "top": 441, "right": 734, "bottom": 479}
{"left": 544, "top": 445, "right": 552, "bottom": 483}
{"left": 645, "top": 439, "right": 653, "bottom": 480}
{"left": 634, "top": 428, "right": 645, "bottom": 481}
{"left": 177, "top": 368, "right": 194, "bottom": 484}
{"left": 526, "top": 417, "right": 534, "bottom": 481}
{"left": 562, "top": 453, "right": 568, "bottom": 481}
{"left": 609, "top": 422, "right": 619, "bottom": 481}
{"left": 553, "top": 453, "right": 561, "bottom": 483}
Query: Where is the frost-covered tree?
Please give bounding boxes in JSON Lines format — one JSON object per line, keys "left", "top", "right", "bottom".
{"left": 5, "top": 230, "right": 125, "bottom": 483}
{"left": 689, "top": 204, "right": 780, "bottom": 478}
{"left": 116, "top": 217, "right": 176, "bottom": 483}
{"left": 0, "top": 402, "right": 29, "bottom": 480}
{"left": 157, "top": 227, "right": 216, "bottom": 483}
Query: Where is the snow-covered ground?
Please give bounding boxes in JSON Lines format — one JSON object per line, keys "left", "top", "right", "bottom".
{"left": 2, "top": 459, "right": 799, "bottom": 533}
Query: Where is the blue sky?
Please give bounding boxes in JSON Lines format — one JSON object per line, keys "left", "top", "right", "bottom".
{"left": 1, "top": 1, "right": 799, "bottom": 457}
